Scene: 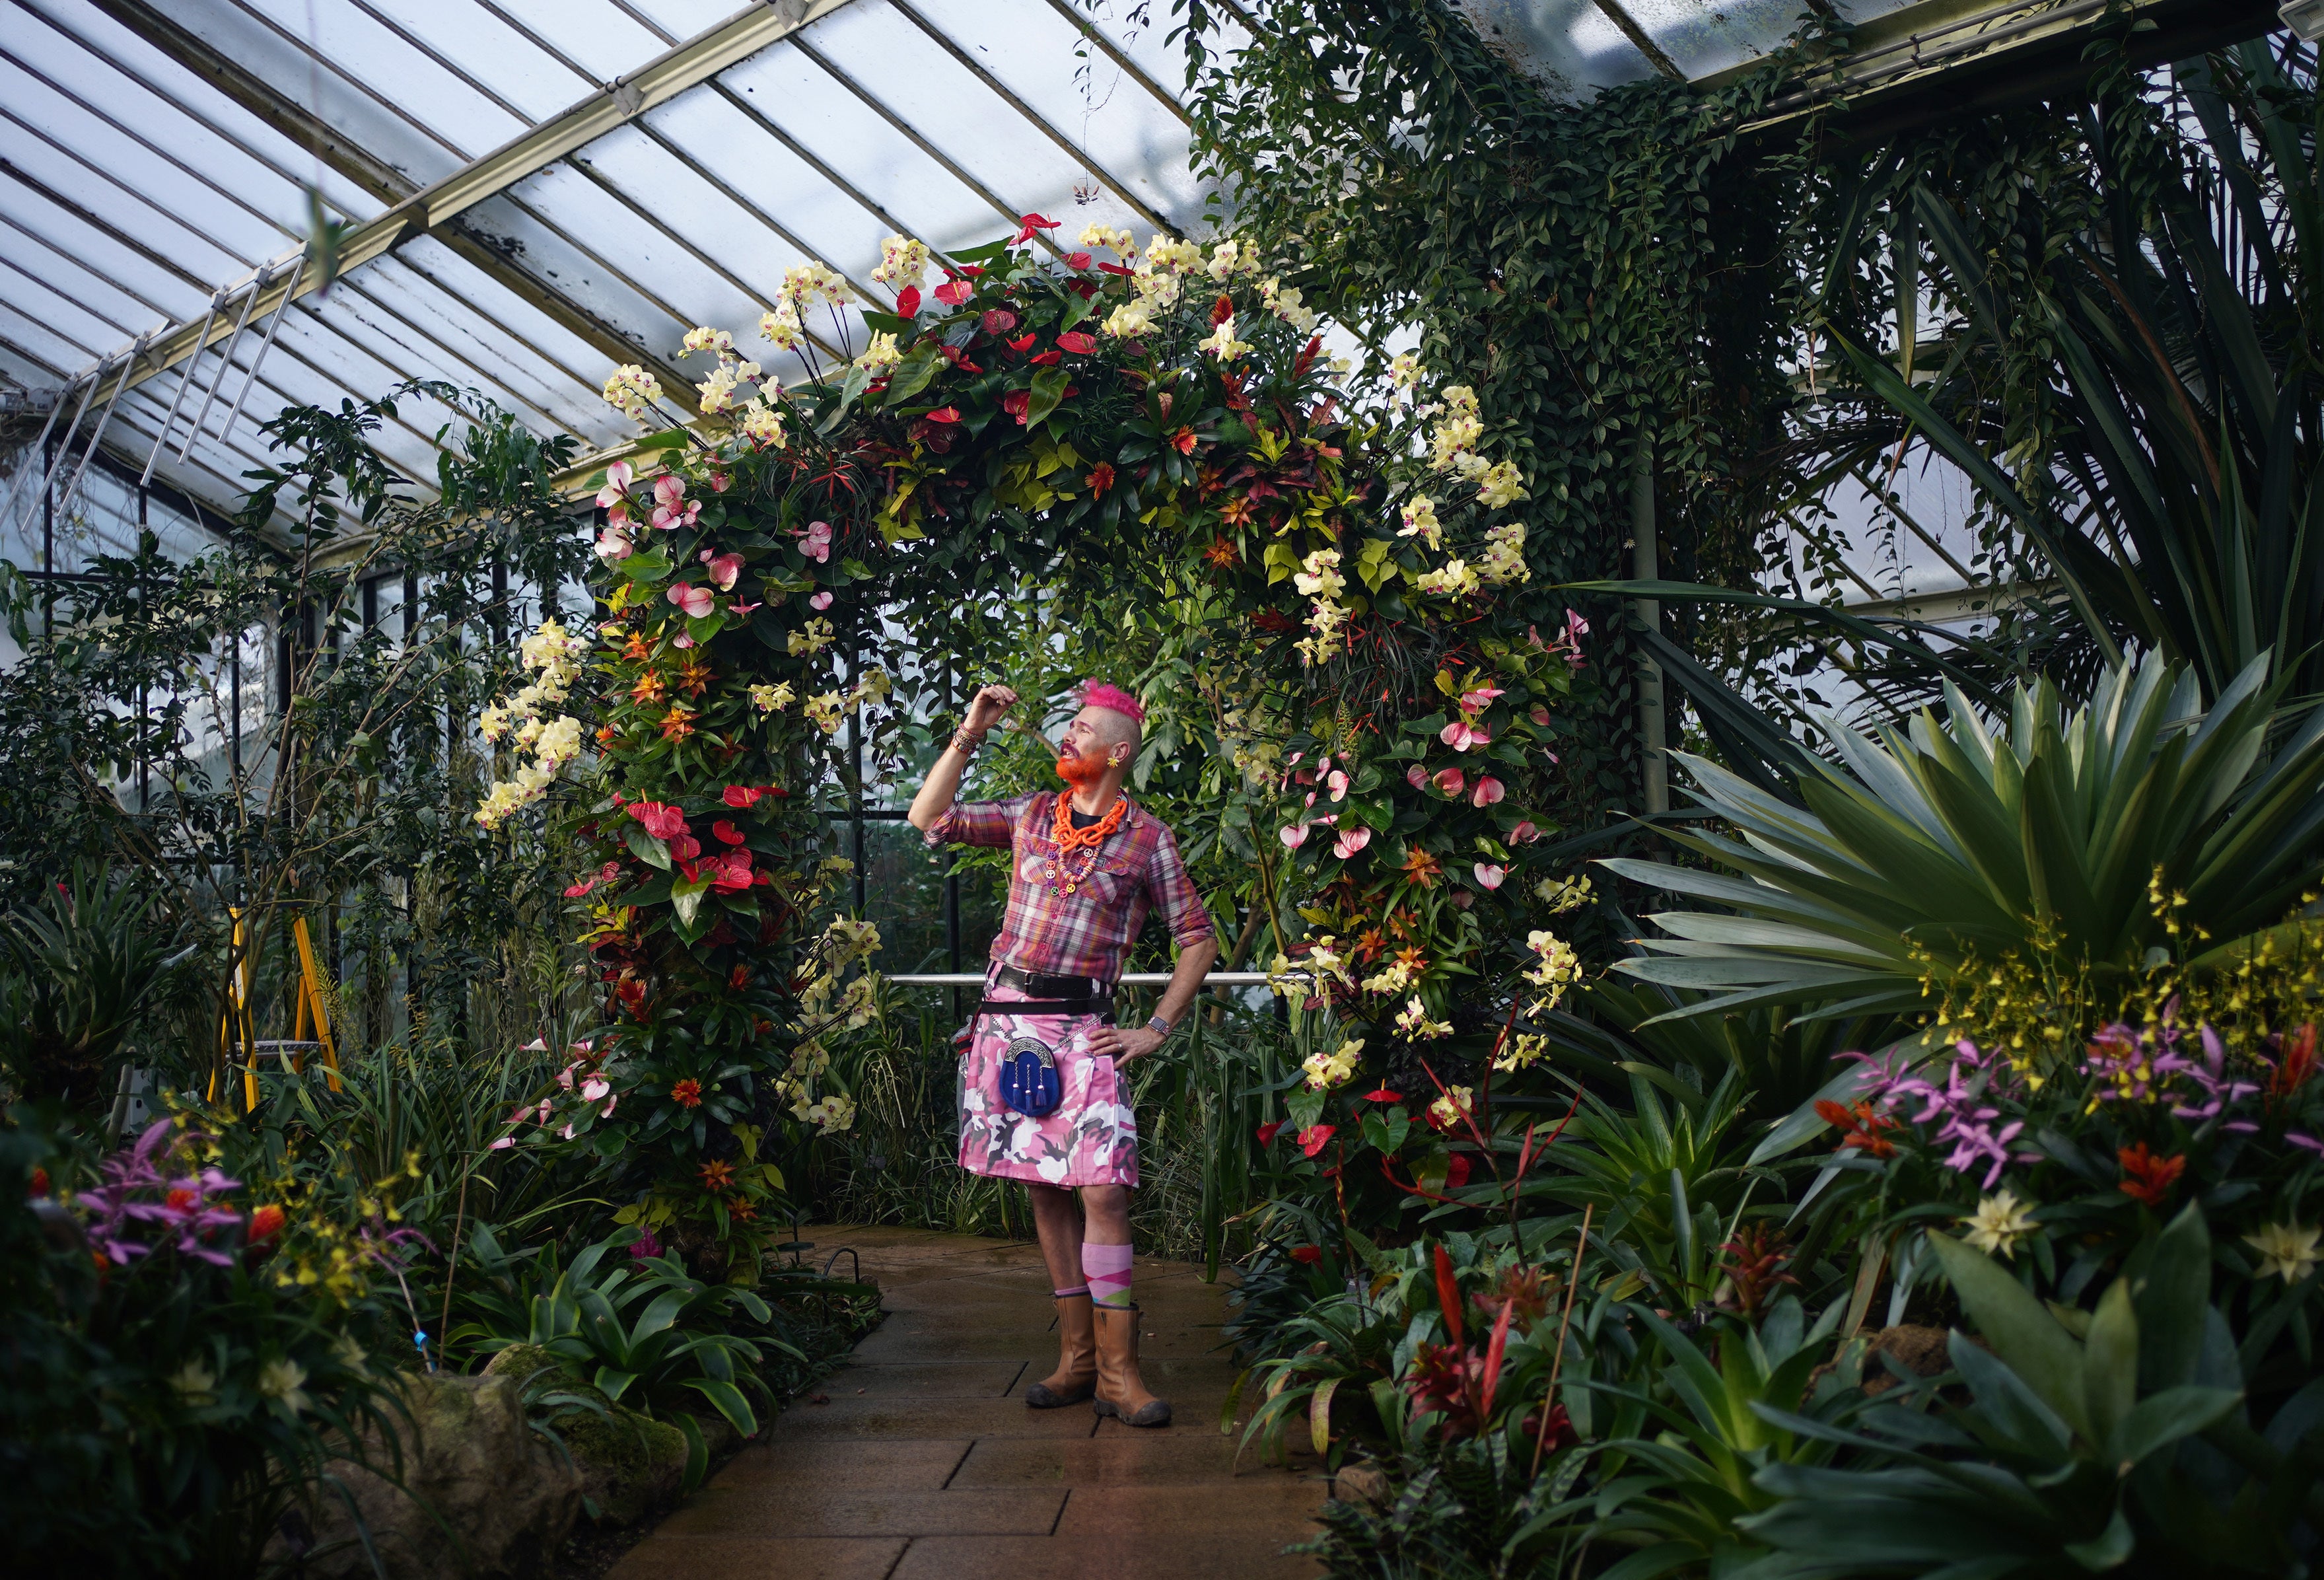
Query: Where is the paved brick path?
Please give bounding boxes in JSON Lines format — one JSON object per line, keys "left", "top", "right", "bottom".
{"left": 608, "top": 1225, "right": 1327, "bottom": 1579}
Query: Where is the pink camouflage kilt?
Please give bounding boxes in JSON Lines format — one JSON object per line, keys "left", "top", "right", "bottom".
{"left": 957, "top": 985, "right": 1139, "bottom": 1188}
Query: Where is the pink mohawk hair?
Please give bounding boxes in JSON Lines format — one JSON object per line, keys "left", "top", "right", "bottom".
{"left": 1080, "top": 679, "right": 1145, "bottom": 725}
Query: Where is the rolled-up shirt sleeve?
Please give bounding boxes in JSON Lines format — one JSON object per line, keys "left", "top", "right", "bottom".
{"left": 1145, "top": 824, "right": 1216, "bottom": 952}
{"left": 923, "top": 795, "right": 1028, "bottom": 850}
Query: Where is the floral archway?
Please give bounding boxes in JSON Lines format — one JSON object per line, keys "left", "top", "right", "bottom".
{"left": 483, "top": 219, "right": 1592, "bottom": 1266}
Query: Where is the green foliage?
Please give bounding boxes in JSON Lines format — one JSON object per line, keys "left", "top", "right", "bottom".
{"left": 0, "top": 861, "right": 192, "bottom": 1105}
{"left": 1607, "top": 653, "right": 2324, "bottom": 1026}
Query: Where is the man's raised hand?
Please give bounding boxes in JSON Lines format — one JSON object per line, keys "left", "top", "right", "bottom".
{"left": 964, "top": 683, "right": 1018, "bottom": 735}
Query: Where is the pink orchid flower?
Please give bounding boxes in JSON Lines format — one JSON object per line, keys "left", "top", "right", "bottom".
{"left": 809, "top": 591, "right": 833, "bottom": 610}
{"left": 1279, "top": 824, "right": 1310, "bottom": 849}
{"left": 1471, "top": 776, "right": 1505, "bottom": 807}
{"left": 1327, "top": 770, "right": 1349, "bottom": 801}
{"left": 1432, "top": 767, "right": 1465, "bottom": 797}
{"left": 595, "top": 528, "right": 633, "bottom": 561}
{"left": 666, "top": 582, "right": 715, "bottom": 618}
{"left": 1473, "top": 863, "right": 1506, "bottom": 890}
{"left": 594, "top": 460, "right": 633, "bottom": 509}
{"left": 1333, "top": 826, "right": 1372, "bottom": 859}
{"left": 705, "top": 552, "right": 743, "bottom": 591}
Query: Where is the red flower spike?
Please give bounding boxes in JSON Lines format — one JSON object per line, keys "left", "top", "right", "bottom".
{"left": 1288, "top": 1245, "right": 1321, "bottom": 1266}
{"left": 1211, "top": 293, "right": 1234, "bottom": 326}
{"left": 246, "top": 1203, "right": 285, "bottom": 1248}
{"left": 1434, "top": 1244, "right": 1465, "bottom": 1347}
{"left": 671, "top": 1079, "right": 703, "bottom": 1108}
{"left": 1170, "top": 427, "right": 1197, "bottom": 456}
{"left": 1098, "top": 261, "right": 1136, "bottom": 277}
{"left": 894, "top": 285, "right": 921, "bottom": 316}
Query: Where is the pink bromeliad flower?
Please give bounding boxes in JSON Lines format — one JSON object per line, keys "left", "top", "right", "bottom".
{"left": 666, "top": 582, "right": 715, "bottom": 619}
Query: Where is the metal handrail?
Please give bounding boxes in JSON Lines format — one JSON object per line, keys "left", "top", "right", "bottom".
{"left": 881, "top": 970, "right": 1279, "bottom": 987}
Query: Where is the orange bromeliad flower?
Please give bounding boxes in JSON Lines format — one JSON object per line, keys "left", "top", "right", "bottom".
{"left": 697, "top": 1159, "right": 735, "bottom": 1193}
{"left": 630, "top": 671, "right": 667, "bottom": 705}
{"left": 1086, "top": 462, "right": 1115, "bottom": 495}
{"left": 660, "top": 705, "right": 695, "bottom": 743}
{"left": 670, "top": 1079, "right": 703, "bottom": 1108}
{"left": 1401, "top": 847, "right": 1442, "bottom": 888}
{"left": 1218, "top": 495, "right": 1256, "bottom": 526}
{"left": 675, "top": 652, "right": 716, "bottom": 698}
{"left": 2269, "top": 1023, "right": 2319, "bottom": 1109}
{"left": 1203, "top": 538, "right": 1239, "bottom": 568}
{"left": 621, "top": 631, "right": 653, "bottom": 662}
{"left": 2117, "top": 1141, "right": 2186, "bottom": 1206}
{"left": 1813, "top": 1099, "right": 1898, "bottom": 1159}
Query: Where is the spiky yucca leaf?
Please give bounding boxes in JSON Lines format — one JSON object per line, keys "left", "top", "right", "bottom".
{"left": 1603, "top": 653, "right": 2324, "bottom": 1023}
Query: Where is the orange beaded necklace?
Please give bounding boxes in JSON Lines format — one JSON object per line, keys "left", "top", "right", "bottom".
{"left": 1044, "top": 792, "right": 1128, "bottom": 898}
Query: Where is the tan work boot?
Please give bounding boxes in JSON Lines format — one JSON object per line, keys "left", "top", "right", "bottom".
{"left": 1024, "top": 1292, "right": 1097, "bottom": 1408}
{"left": 1091, "top": 1303, "right": 1172, "bottom": 1427}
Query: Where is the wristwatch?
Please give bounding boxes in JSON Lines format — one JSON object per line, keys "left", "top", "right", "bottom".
{"left": 1144, "top": 1014, "right": 1174, "bottom": 1038}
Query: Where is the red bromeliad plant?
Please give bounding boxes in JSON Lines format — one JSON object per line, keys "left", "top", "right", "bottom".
{"left": 499, "top": 221, "right": 1596, "bottom": 1272}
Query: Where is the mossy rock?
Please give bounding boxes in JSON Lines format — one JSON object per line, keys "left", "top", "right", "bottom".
{"left": 483, "top": 1344, "right": 686, "bottom": 1526}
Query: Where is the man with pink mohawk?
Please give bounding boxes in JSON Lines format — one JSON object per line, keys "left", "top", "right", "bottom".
{"left": 909, "top": 678, "right": 1219, "bottom": 1427}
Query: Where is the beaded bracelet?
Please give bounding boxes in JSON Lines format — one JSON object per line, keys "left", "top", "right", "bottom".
{"left": 949, "top": 727, "right": 985, "bottom": 757}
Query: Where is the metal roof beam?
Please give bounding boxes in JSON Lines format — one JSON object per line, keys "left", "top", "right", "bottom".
{"left": 66, "top": 0, "right": 864, "bottom": 406}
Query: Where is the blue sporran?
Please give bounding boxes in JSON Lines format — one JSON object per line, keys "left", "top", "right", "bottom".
{"left": 998, "top": 1033, "right": 1062, "bottom": 1118}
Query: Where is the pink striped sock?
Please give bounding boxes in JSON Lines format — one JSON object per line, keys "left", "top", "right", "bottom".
{"left": 1082, "top": 1241, "right": 1133, "bottom": 1311}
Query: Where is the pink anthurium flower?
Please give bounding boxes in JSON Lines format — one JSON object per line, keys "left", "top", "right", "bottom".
{"left": 594, "top": 460, "right": 633, "bottom": 509}
{"left": 650, "top": 477, "right": 699, "bottom": 531}
{"left": 1327, "top": 770, "right": 1349, "bottom": 801}
{"left": 1406, "top": 764, "right": 1428, "bottom": 791}
{"left": 1441, "top": 719, "right": 1491, "bottom": 752}
{"left": 798, "top": 520, "right": 833, "bottom": 563}
{"left": 595, "top": 528, "right": 633, "bottom": 561}
{"left": 1333, "top": 826, "right": 1372, "bottom": 859}
{"left": 1530, "top": 704, "right": 1553, "bottom": 727}
{"left": 1279, "top": 824, "right": 1310, "bottom": 849}
{"left": 809, "top": 591, "right": 833, "bottom": 610}
{"left": 1458, "top": 686, "right": 1504, "bottom": 713}
{"left": 705, "top": 552, "right": 743, "bottom": 591}
{"left": 1432, "top": 767, "right": 1465, "bottom": 797}
{"left": 672, "top": 633, "right": 695, "bottom": 649}
{"left": 1510, "top": 820, "right": 1541, "bottom": 844}
{"left": 666, "top": 582, "right": 715, "bottom": 619}
{"left": 933, "top": 280, "right": 972, "bottom": 307}
{"left": 581, "top": 1075, "right": 610, "bottom": 1102}
{"left": 1471, "top": 776, "right": 1506, "bottom": 807}
{"left": 1473, "top": 863, "right": 1506, "bottom": 890}
{"left": 728, "top": 600, "right": 761, "bottom": 617}
{"left": 1303, "top": 791, "right": 1316, "bottom": 808}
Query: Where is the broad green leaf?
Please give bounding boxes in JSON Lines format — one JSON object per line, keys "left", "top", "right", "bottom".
{"left": 1928, "top": 1231, "right": 2090, "bottom": 1443}
{"left": 2080, "top": 1277, "right": 2139, "bottom": 1453}
{"left": 623, "top": 822, "right": 670, "bottom": 871}
{"left": 683, "top": 1376, "right": 759, "bottom": 1437}
{"left": 1026, "top": 366, "right": 1071, "bottom": 428}
{"left": 2107, "top": 1385, "right": 2241, "bottom": 1470}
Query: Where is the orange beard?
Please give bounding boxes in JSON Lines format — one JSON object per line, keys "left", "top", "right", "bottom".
{"left": 1055, "top": 751, "right": 1108, "bottom": 788}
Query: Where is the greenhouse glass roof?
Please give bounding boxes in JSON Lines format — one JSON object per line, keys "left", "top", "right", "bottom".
{"left": 0, "top": 0, "right": 2274, "bottom": 556}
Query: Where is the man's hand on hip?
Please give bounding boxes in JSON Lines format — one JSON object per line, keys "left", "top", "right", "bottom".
{"left": 1090, "top": 1024, "right": 1165, "bottom": 1064}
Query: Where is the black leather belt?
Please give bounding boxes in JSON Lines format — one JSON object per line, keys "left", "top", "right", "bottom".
{"left": 981, "top": 963, "right": 1115, "bottom": 1020}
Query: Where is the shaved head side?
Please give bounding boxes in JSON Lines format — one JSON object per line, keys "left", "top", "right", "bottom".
{"left": 1080, "top": 704, "right": 1143, "bottom": 757}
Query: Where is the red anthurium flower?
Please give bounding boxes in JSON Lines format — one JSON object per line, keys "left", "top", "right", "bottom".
{"left": 1257, "top": 1120, "right": 1286, "bottom": 1145}
{"left": 1064, "top": 250, "right": 1092, "bottom": 269}
{"left": 1086, "top": 462, "right": 1115, "bottom": 495}
{"left": 1289, "top": 1245, "right": 1322, "bottom": 1265}
{"left": 1057, "top": 330, "right": 1097, "bottom": 355}
{"left": 707, "top": 848, "right": 755, "bottom": 892}
{"left": 1297, "top": 1124, "right": 1337, "bottom": 1159}
{"left": 667, "top": 831, "right": 702, "bottom": 863}
{"left": 712, "top": 819, "right": 746, "bottom": 846}
{"left": 1011, "top": 212, "right": 1061, "bottom": 244}
{"left": 1006, "top": 332, "right": 1036, "bottom": 353}
{"left": 722, "top": 783, "right": 774, "bottom": 808}
{"left": 923, "top": 406, "right": 961, "bottom": 423}
{"left": 895, "top": 285, "right": 921, "bottom": 316}
{"left": 933, "top": 279, "right": 972, "bottom": 306}
{"left": 1098, "top": 260, "right": 1136, "bottom": 277}
{"left": 627, "top": 801, "right": 688, "bottom": 842}
{"left": 1030, "top": 349, "right": 1061, "bottom": 366}
{"left": 983, "top": 308, "right": 1019, "bottom": 336}
{"left": 1432, "top": 767, "right": 1465, "bottom": 797}
{"left": 1510, "top": 820, "right": 1541, "bottom": 844}
{"left": 1360, "top": 1087, "right": 1401, "bottom": 1103}
{"left": 1443, "top": 1155, "right": 1473, "bottom": 1190}
{"left": 1001, "top": 389, "right": 1032, "bottom": 424}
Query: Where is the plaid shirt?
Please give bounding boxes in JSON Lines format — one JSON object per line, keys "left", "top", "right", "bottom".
{"left": 925, "top": 791, "right": 1215, "bottom": 984}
